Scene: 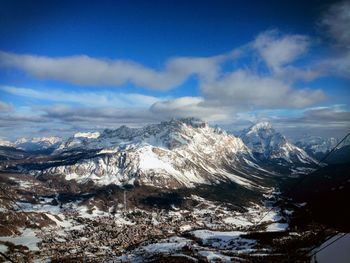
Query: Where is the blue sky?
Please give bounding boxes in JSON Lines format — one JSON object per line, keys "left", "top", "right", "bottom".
{"left": 0, "top": 0, "right": 349, "bottom": 140}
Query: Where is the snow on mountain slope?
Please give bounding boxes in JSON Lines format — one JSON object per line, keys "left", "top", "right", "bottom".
{"left": 239, "top": 122, "right": 318, "bottom": 169}
{"left": 36, "top": 118, "right": 270, "bottom": 189}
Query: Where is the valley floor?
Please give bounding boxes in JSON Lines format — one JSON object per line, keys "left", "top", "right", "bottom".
{"left": 0, "top": 172, "right": 341, "bottom": 262}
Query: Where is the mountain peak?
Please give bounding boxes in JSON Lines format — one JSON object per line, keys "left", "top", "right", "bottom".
{"left": 240, "top": 122, "right": 317, "bottom": 167}
{"left": 57, "top": 118, "right": 210, "bottom": 153}
{"left": 163, "top": 117, "right": 208, "bottom": 129}
{"left": 248, "top": 121, "right": 273, "bottom": 133}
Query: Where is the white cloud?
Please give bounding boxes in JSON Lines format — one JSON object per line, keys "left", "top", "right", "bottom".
{"left": 0, "top": 51, "right": 225, "bottom": 90}
{"left": 253, "top": 30, "right": 310, "bottom": 73}
{"left": 200, "top": 70, "right": 326, "bottom": 109}
{"left": 321, "top": 1, "right": 350, "bottom": 49}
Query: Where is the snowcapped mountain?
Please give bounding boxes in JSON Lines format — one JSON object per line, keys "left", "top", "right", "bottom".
{"left": 294, "top": 136, "right": 338, "bottom": 160}
{"left": 29, "top": 118, "right": 272, "bottom": 190}
{"left": 239, "top": 122, "right": 318, "bottom": 172}
{"left": 3, "top": 119, "right": 323, "bottom": 189}
{"left": 0, "top": 137, "right": 63, "bottom": 160}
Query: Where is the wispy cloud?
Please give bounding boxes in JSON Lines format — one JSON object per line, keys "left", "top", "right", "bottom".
{"left": 0, "top": 85, "right": 165, "bottom": 108}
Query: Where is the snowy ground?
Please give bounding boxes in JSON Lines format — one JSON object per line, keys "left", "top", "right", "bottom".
{"left": 0, "top": 185, "right": 296, "bottom": 262}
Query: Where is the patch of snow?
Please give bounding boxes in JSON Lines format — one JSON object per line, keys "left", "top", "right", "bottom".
{"left": 0, "top": 228, "right": 41, "bottom": 251}
{"left": 0, "top": 244, "right": 8, "bottom": 253}
{"left": 45, "top": 213, "right": 65, "bottom": 227}
{"left": 180, "top": 224, "right": 192, "bottom": 231}
{"left": 223, "top": 217, "right": 254, "bottom": 227}
{"left": 141, "top": 236, "right": 191, "bottom": 253}
{"left": 138, "top": 146, "right": 177, "bottom": 173}
{"left": 98, "top": 148, "right": 119, "bottom": 154}
{"left": 191, "top": 230, "right": 256, "bottom": 250}
{"left": 266, "top": 223, "right": 288, "bottom": 232}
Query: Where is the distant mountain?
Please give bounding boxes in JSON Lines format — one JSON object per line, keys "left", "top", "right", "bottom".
{"left": 12, "top": 118, "right": 277, "bottom": 191}
{"left": 294, "top": 136, "right": 338, "bottom": 160}
{"left": 0, "top": 139, "right": 14, "bottom": 147}
{"left": 13, "top": 136, "right": 62, "bottom": 154}
{"left": 0, "top": 136, "right": 62, "bottom": 159}
{"left": 239, "top": 122, "right": 318, "bottom": 173}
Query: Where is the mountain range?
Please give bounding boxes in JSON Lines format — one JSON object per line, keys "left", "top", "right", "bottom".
{"left": 294, "top": 136, "right": 339, "bottom": 160}
{"left": 0, "top": 118, "right": 321, "bottom": 190}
